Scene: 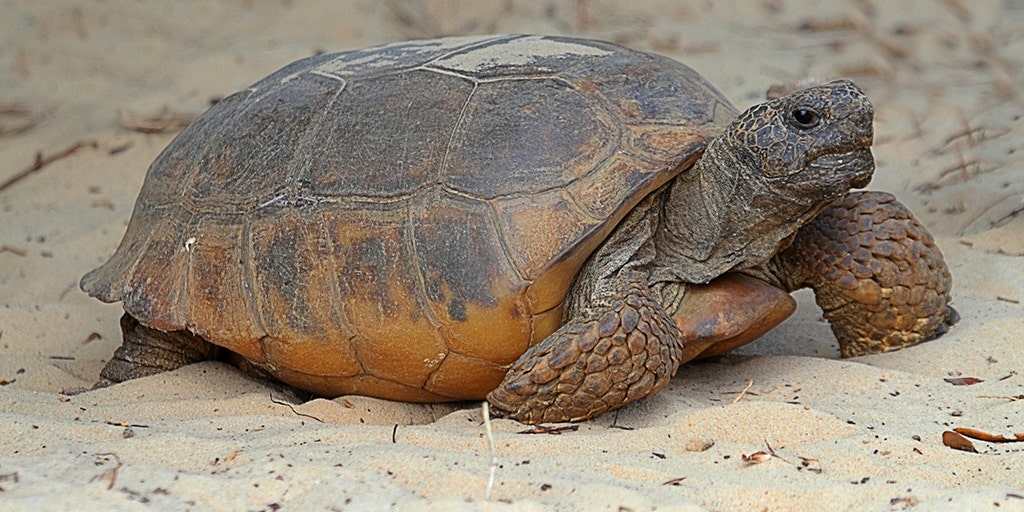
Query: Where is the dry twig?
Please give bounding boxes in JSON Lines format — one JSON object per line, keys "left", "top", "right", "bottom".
{"left": 943, "top": 377, "right": 983, "bottom": 386}
{"left": 954, "top": 427, "right": 1024, "bottom": 443}
{"left": 269, "top": 392, "right": 324, "bottom": 423}
{"left": 764, "top": 439, "right": 794, "bottom": 464}
{"left": 517, "top": 424, "right": 579, "bottom": 435}
{"left": 482, "top": 402, "right": 497, "bottom": 500}
{"left": 117, "top": 108, "right": 194, "bottom": 134}
{"left": 90, "top": 453, "right": 123, "bottom": 490}
{"left": 742, "top": 450, "right": 771, "bottom": 464}
{"left": 732, "top": 380, "right": 754, "bottom": 404}
{"left": 977, "top": 394, "right": 1024, "bottom": 401}
{"left": 662, "top": 476, "right": 688, "bottom": 486}
{"left": 0, "top": 141, "right": 97, "bottom": 192}
{"left": 0, "top": 245, "right": 27, "bottom": 256}
{"left": 0, "top": 103, "right": 56, "bottom": 137}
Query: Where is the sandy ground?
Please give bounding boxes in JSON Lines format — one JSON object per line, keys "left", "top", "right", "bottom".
{"left": 1, "top": 1, "right": 1023, "bottom": 510}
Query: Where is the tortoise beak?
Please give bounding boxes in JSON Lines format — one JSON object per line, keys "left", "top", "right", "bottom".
{"left": 807, "top": 147, "right": 875, "bottom": 191}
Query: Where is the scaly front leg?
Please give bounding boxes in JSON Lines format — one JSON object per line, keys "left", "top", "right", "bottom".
{"left": 765, "top": 191, "right": 958, "bottom": 357}
{"left": 487, "top": 272, "right": 684, "bottom": 424}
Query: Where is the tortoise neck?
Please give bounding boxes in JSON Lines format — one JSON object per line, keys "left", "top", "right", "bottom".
{"left": 651, "top": 136, "right": 802, "bottom": 285}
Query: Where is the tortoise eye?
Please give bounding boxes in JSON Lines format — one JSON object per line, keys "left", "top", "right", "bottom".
{"left": 791, "top": 107, "right": 820, "bottom": 129}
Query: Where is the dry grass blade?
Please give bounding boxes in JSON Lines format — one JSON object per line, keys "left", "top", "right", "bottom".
{"left": 0, "top": 103, "right": 57, "bottom": 137}
{"left": 943, "top": 377, "right": 983, "bottom": 386}
{"left": 117, "top": 108, "right": 194, "bottom": 134}
{"left": 482, "top": 402, "right": 497, "bottom": 500}
{"left": 89, "top": 453, "right": 123, "bottom": 490}
{"left": 269, "top": 392, "right": 324, "bottom": 423}
{"left": 798, "top": 456, "right": 823, "bottom": 474}
{"left": 742, "top": 451, "right": 771, "bottom": 464}
{"left": 766, "top": 78, "right": 830, "bottom": 99}
{"left": 953, "top": 427, "right": 1024, "bottom": 443}
{"left": 732, "top": 380, "right": 754, "bottom": 404}
{"left": 103, "top": 421, "right": 150, "bottom": 428}
{"left": 384, "top": 0, "right": 444, "bottom": 39}
{"left": 517, "top": 424, "right": 579, "bottom": 435}
{"left": 977, "top": 394, "right": 1024, "bottom": 401}
{"left": 764, "top": 439, "right": 794, "bottom": 464}
{"left": 0, "top": 141, "right": 98, "bottom": 192}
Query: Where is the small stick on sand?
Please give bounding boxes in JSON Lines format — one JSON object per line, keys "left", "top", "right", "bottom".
{"left": 741, "top": 450, "right": 771, "bottom": 464}
{"left": 517, "top": 424, "right": 579, "bottom": 435}
{"left": 268, "top": 392, "right": 324, "bottom": 423}
{"left": 90, "top": 452, "right": 123, "bottom": 490}
{"left": 764, "top": 439, "right": 795, "bottom": 464}
{"left": 977, "top": 394, "right": 1024, "bottom": 401}
{"left": 482, "top": 402, "right": 497, "bottom": 500}
{"left": 117, "top": 108, "right": 194, "bottom": 134}
{"left": 953, "top": 427, "right": 1024, "bottom": 443}
{"left": 0, "top": 103, "right": 57, "bottom": 137}
{"left": 0, "top": 141, "right": 97, "bottom": 192}
{"left": 0, "top": 245, "right": 28, "bottom": 256}
{"left": 733, "top": 380, "right": 754, "bottom": 404}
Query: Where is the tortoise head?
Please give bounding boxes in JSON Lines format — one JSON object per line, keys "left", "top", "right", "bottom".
{"left": 730, "top": 79, "right": 875, "bottom": 197}
{"left": 657, "top": 80, "right": 876, "bottom": 283}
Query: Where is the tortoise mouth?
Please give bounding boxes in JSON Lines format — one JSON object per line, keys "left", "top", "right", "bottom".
{"left": 809, "top": 147, "right": 875, "bottom": 189}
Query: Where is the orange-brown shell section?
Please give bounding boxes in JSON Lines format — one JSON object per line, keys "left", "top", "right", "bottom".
{"left": 81, "top": 35, "right": 734, "bottom": 401}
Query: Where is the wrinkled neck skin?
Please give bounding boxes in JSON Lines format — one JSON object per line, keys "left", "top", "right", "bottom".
{"left": 564, "top": 134, "right": 839, "bottom": 320}
{"left": 646, "top": 135, "right": 833, "bottom": 310}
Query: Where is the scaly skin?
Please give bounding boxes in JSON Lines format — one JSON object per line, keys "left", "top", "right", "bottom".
{"left": 100, "top": 313, "right": 220, "bottom": 385}
{"left": 763, "top": 191, "right": 958, "bottom": 357}
{"left": 487, "top": 272, "right": 682, "bottom": 423}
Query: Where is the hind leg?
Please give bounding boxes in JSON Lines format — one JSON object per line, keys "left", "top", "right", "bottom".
{"left": 98, "top": 313, "right": 221, "bottom": 386}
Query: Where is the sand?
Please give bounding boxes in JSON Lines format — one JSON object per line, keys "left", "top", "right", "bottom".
{"left": 1, "top": 1, "right": 1022, "bottom": 510}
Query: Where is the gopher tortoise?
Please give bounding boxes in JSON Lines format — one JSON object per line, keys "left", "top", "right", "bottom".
{"left": 82, "top": 35, "right": 956, "bottom": 423}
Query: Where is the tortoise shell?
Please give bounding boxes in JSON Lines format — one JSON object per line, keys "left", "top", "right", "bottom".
{"left": 81, "top": 35, "right": 737, "bottom": 401}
